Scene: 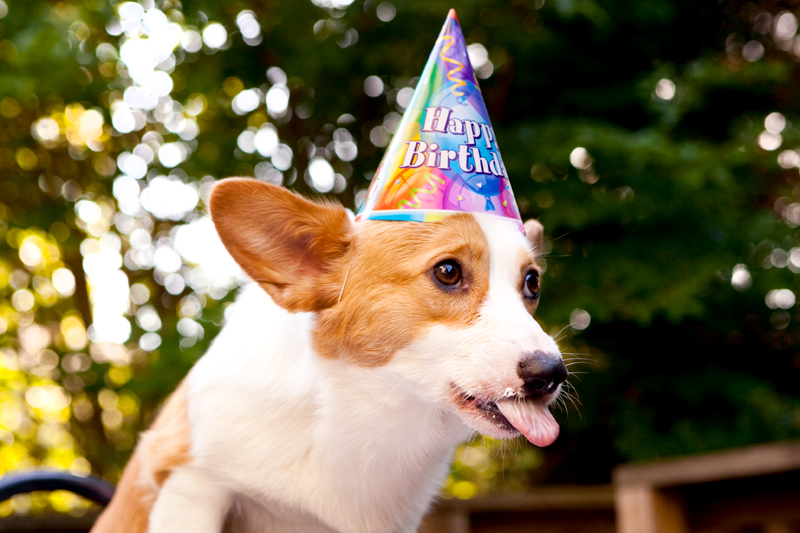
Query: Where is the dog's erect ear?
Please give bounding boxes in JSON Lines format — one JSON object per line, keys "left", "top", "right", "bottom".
{"left": 210, "top": 178, "right": 351, "bottom": 312}
{"left": 523, "top": 219, "right": 545, "bottom": 253}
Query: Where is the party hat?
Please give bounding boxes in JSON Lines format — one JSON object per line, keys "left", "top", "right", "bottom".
{"left": 355, "top": 9, "right": 524, "bottom": 232}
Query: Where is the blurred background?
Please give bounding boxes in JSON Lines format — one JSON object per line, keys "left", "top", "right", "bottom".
{"left": 1, "top": 0, "right": 799, "bottom": 524}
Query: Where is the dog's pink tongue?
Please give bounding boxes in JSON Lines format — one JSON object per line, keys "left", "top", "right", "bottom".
{"left": 496, "top": 400, "right": 559, "bottom": 447}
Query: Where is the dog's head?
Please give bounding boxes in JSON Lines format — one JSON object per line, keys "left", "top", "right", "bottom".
{"left": 210, "top": 179, "right": 566, "bottom": 447}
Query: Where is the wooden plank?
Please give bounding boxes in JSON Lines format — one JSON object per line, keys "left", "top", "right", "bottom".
{"left": 763, "top": 522, "right": 793, "bottom": 533}
{"left": 614, "top": 485, "right": 688, "bottom": 533}
{"left": 692, "top": 491, "right": 800, "bottom": 532}
{"left": 615, "top": 484, "right": 657, "bottom": 533}
{"left": 433, "top": 485, "right": 614, "bottom": 512}
{"left": 470, "top": 509, "right": 616, "bottom": 533}
{"left": 613, "top": 441, "right": 800, "bottom": 488}
{"left": 419, "top": 509, "right": 470, "bottom": 533}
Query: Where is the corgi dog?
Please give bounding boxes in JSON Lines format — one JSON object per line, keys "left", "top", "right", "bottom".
{"left": 90, "top": 178, "right": 567, "bottom": 533}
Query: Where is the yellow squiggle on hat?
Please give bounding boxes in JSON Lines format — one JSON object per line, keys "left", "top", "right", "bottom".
{"left": 438, "top": 35, "right": 467, "bottom": 97}
{"left": 398, "top": 173, "right": 446, "bottom": 209}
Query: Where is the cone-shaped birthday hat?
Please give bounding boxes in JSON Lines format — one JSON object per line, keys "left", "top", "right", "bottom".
{"left": 355, "top": 9, "right": 524, "bottom": 232}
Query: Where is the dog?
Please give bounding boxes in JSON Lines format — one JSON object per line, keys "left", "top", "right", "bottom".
{"left": 90, "top": 178, "right": 567, "bottom": 533}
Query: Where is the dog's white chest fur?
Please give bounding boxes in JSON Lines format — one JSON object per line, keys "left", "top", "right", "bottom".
{"left": 183, "top": 287, "right": 469, "bottom": 533}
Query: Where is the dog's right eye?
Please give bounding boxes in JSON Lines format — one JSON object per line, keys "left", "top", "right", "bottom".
{"left": 523, "top": 270, "right": 540, "bottom": 299}
{"left": 433, "top": 260, "right": 462, "bottom": 288}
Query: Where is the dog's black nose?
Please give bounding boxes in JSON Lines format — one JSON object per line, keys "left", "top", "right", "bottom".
{"left": 519, "top": 351, "right": 568, "bottom": 397}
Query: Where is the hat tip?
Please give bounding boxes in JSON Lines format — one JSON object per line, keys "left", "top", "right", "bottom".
{"left": 447, "top": 8, "right": 459, "bottom": 21}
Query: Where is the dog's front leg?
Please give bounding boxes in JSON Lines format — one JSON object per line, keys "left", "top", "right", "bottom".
{"left": 147, "top": 466, "right": 232, "bottom": 533}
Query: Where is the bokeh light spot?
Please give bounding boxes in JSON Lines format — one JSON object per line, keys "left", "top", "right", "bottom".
{"left": 232, "top": 89, "right": 260, "bottom": 115}
{"left": 364, "top": 76, "right": 384, "bottom": 97}
{"left": 569, "top": 147, "right": 592, "bottom": 169}
{"left": 570, "top": 309, "right": 591, "bottom": 330}
{"left": 52, "top": 268, "right": 76, "bottom": 297}
{"left": 731, "top": 264, "right": 752, "bottom": 291}
{"left": 766, "top": 289, "right": 795, "bottom": 309}
{"left": 266, "top": 85, "right": 290, "bottom": 117}
{"left": 376, "top": 2, "right": 396, "bottom": 22}
{"left": 308, "top": 158, "right": 335, "bottom": 193}
{"left": 758, "top": 131, "right": 782, "bottom": 151}
{"left": 654, "top": 78, "right": 676, "bottom": 100}
{"left": 765, "top": 112, "right": 786, "bottom": 134}
{"left": 743, "top": 40, "right": 765, "bottom": 61}
{"left": 202, "top": 23, "right": 228, "bottom": 49}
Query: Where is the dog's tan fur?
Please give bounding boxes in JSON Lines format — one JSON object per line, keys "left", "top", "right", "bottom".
{"left": 92, "top": 382, "right": 191, "bottom": 532}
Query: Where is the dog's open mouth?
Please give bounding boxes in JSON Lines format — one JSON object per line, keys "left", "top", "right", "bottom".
{"left": 458, "top": 393, "right": 560, "bottom": 447}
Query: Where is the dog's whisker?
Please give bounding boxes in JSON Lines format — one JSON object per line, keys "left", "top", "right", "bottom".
{"left": 552, "top": 323, "right": 574, "bottom": 343}
{"left": 559, "top": 396, "right": 570, "bottom": 417}
{"left": 562, "top": 380, "right": 579, "bottom": 393}
{"left": 553, "top": 395, "right": 567, "bottom": 413}
{"left": 563, "top": 365, "right": 590, "bottom": 372}
{"left": 566, "top": 399, "right": 583, "bottom": 419}
{"left": 460, "top": 433, "right": 481, "bottom": 475}
{"left": 560, "top": 384, "right": 583, "bottom": 414}
{"left": 337, "top": 259, "right": 352, "bottom": 304}
{"left": 548, "top": 231, "right": 571, "bottom": 244}
{"left": 561, "top": 356, "right": 596, "bottom": 363}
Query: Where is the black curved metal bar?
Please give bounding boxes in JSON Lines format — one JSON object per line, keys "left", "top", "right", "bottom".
{"left": 0, "top": 471, "right": 115, "bottom": 506}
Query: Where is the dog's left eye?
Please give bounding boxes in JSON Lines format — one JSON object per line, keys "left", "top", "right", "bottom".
{"left": 433, "top": 260, "right": 462, "bottom": 288}
{"left": 523, "top": 270, "right": 540, "bottom": 299}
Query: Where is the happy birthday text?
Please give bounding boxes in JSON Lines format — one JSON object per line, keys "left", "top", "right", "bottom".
{"left": 399, "top": 106, "right": 508, "bottom": 177}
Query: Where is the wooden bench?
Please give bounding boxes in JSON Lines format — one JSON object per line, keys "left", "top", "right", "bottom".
{"left": 613, "top": 441, "right": 800, "bottom": 533}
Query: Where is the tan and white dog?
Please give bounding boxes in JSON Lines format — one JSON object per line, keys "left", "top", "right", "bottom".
{"left": 91, "top": 178, "right": 567, "bottom": 533}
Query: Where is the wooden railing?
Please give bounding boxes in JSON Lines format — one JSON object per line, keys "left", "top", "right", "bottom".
{"left": 613, "top": 441, "right": 800, "bottom": 533}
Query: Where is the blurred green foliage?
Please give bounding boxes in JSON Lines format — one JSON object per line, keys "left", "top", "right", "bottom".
{"left": 1, "top": 0, "right": 800, "bottom": 514}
